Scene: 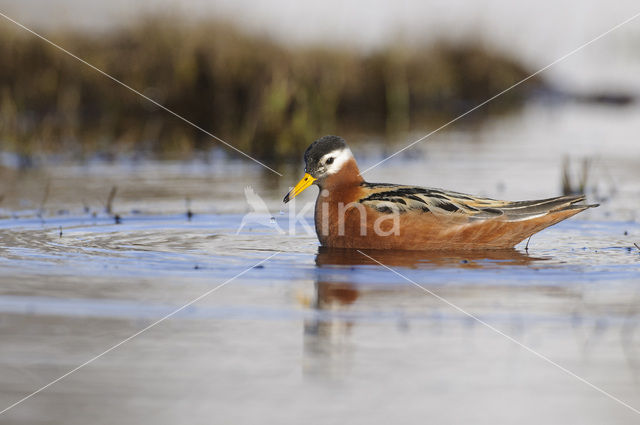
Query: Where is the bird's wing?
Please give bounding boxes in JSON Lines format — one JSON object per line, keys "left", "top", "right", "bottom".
{"left": 358, "top": 183, "right": 594, "bottom": 222}
{"left": 244, "top": 186, "right": 271, "bottom": 213}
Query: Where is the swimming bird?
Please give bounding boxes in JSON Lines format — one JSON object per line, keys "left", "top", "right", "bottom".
{"left": 283, "top": 135, "right": 597, "bottom": 250}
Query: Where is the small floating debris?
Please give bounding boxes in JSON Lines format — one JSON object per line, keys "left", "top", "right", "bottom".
{"left": 186, "top": 197, "right": 194, "bottom": 221}
{"left": 106, "top": 186, "right": 117, "bottom": 215}
{"left": 105, "top": 186, "right": 122, "bottom": 224}
{"left": 561, "top": 156, "right": 590, "bottom": 196}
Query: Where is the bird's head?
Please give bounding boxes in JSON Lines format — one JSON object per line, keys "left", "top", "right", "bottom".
{"left": 283, "top": 135, "right": 357, "bottom": 203}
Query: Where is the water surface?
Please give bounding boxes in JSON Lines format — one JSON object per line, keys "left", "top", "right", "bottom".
{"left": 1, "top": 102, "right": 639, "bottom": 424}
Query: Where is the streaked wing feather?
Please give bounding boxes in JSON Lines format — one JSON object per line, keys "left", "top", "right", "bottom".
{"left": 359, "top": 183, "right": 590, "bottom": 222}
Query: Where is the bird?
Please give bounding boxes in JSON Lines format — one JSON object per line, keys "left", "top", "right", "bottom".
{"left": 282, "top": 135, "right": 598, "bottom": 250}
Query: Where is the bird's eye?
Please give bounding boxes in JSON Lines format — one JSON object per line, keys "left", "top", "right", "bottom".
{"left": 326, "top": 157, "right": 334, "bottom": 165}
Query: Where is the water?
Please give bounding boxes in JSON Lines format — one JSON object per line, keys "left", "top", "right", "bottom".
{"left": 1, "top": 102, "right": 640, "bottom": 424}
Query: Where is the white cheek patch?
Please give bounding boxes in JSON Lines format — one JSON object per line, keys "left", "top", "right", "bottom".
{"left": 322, "top": 148, "right": 353, "bottom": 175}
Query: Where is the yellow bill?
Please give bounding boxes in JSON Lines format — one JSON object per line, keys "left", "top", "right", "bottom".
{"left": 283, "top": 173, "right": 316, "bottom": 203}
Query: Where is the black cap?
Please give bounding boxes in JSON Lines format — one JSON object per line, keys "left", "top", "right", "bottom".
{"left": 304, "top": 135, "right": 346, "bottom": 174}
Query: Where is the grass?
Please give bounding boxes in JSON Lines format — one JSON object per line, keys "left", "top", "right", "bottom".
{"left": 0, "top": 15, "right": 542, "bottom": 163}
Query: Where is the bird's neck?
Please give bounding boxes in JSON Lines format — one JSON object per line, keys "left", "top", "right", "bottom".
{"left": 319, "top": 158, "right": 364, "bottom": 191}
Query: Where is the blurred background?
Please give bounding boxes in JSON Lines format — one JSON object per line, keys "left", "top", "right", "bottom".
{"left": 1, "top": 0, "right": 639, "bottom": 161}
{"left": 1, "top": 2, "right": 640, "bottom": 425}
{"left": 0, "top": 0, "right": 639, "bottom": 216}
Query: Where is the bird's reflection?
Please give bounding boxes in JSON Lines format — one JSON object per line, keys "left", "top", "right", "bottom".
{"left": 315, "top": 246, "right": 543, "bottom": 269}
{"left": 302, "top": 247, "right": 547, "bottom": 377}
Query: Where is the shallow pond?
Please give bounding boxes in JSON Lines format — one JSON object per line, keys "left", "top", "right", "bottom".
{"left": 1, "top": 102, "right": 639, "bottom": 424}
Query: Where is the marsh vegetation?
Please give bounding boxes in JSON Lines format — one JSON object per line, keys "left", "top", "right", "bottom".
{"left": 0, "top": 16, "right": 539, "bottom": 163}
